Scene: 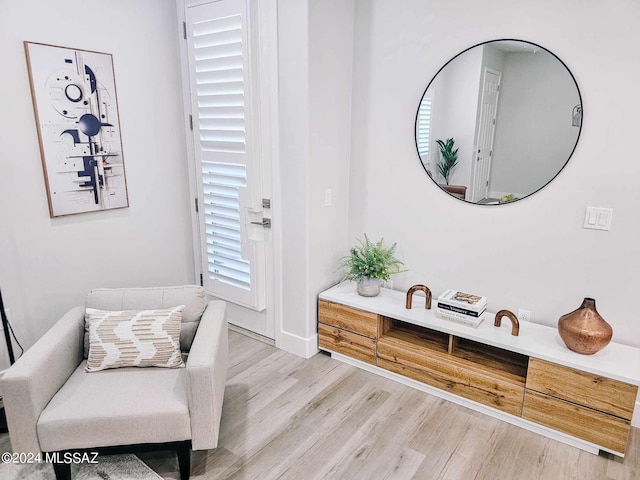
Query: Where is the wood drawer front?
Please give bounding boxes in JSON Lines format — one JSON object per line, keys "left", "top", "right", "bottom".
{"left": 318, "top": 300, "right": 378, "bottom": 338}
{"left": 527, "top": 358, "right": 638, "bottom": 420}
{"left": 377, "top": 339, "right": 524, "bottom": 416}
{"left": 377, "top": 357, "right": 470, "bottom": 397}
{"left": 378, "top": 338, "right": 469, "bottom": 385}
{"left": 465, "top": 370, "right": 525, "bottom": 417}
{"left": 522, "top": 390, "right": 631, "bottom": 454}
{"left": 318, "top": 323, "right": 376, "bottom": 365}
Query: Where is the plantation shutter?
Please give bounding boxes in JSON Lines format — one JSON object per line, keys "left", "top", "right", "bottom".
{"left": 186, "top": 0, "right": 266, "bottom": 311}
{"left": 417, "top": 96, "right": 433, "bottom": 162}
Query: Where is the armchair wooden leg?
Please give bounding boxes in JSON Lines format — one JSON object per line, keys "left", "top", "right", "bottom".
{"left": 52, "top": 459, "right": 71, "bottom": 480}
{"left": 177, "top": 441, "right": 191, "bottom": 480}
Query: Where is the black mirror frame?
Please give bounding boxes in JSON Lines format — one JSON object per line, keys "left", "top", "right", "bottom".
{"left": 414, "top": 38, "right": 583, "bottom": 206}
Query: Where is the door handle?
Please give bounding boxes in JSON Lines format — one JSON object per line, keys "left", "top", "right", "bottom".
{"left": 251, "top": 218, "right": 271, "bottom": 228}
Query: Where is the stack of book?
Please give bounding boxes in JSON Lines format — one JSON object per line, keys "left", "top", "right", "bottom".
{"left": 436, "top": 289, "right": 487, "bottom": 328}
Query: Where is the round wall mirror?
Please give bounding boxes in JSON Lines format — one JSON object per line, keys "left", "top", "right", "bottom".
{"left": 415, "top": 39, "right": 582, "bottom": 204}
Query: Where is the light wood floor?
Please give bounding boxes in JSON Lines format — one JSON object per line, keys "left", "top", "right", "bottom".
{"left": 3, "top": 330, "right": 639, "bottom": 479}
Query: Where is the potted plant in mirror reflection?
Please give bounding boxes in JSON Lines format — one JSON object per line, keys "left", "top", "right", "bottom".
{"left": 500, "top": 194, "right": 518, "bottom": 203}
{"left": 338, "top": 234, "right": 404, "bottom": 297}
{"left": 436, "top": 137, "right": 458, "bottom": 185}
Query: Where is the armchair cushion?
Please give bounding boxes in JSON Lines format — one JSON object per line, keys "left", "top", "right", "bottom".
{"left": 37, "top": 361, "right": 191, "bottom": 452}
{"left": 85, "top": 306, "right": 185, "bottom": 372}
{"left": 85, "top": 285, "right": 207, "bottom": 356}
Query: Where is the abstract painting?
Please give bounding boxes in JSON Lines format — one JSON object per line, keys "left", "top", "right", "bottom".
{"left": 25, "top": 42, "right": 129, "bottom": 217}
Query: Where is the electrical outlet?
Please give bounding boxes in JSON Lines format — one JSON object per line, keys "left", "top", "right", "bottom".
{"left": 518, "top": 309, "right": 531, "bottom": 323}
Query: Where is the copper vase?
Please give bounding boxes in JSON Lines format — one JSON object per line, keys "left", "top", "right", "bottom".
{"left": 558, "top": 298, "right": 612, "bottom": 355}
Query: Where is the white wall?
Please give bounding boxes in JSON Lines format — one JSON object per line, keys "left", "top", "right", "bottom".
{"left": 430, "top": 48, "right": 481, "bottom": 187}
{"left": 0, "top": 0, "right": 194, "bottom": 350}
{"left": 480, "top": 44, "right": 506, "bottom": 89}
{"left": 308, "top": 1, "right": 354, "bottom": 324}
{"left": 428, "top": 44, "right": 505, "bottom": 190}
{"left": 277, "top": 0, "right": 312, "bottom": 353}
{"left": 491, "top": 50, "right": 580, "bottom": 196}
{"left": 277, "top": 0, "right": 354, "bottom": 356}
{"left": 349, "top": 0, "right": 640, "bottom": 352}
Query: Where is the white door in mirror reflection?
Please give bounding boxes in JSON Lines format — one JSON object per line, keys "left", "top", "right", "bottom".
{"left": 472, "top": 69, "right": 501, "bottom": 202}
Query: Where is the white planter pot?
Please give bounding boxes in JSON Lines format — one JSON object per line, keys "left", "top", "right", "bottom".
{"left": 356, "top": 278, "right": 382, "bottom": 297}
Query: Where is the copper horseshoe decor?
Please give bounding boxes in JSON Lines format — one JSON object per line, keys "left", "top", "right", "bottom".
{"left": 494, "top": 309, "right": 520, "bottom": 336}
{"left": 406, "top": 285, "right": 432, "bottom": 309}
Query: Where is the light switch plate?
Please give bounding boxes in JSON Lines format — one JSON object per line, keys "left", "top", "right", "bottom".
{"left": 584, "top": 207, "right": 613, "bottom": 231}
{"left": 324, "top": 188, "right": 332, "bottom": 207}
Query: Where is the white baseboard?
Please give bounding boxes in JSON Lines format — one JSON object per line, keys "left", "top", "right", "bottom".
{"left": 633, "top": 401, "right": 640, "bottom": 428}
{"left": 278, "top": 330, "right": 318, "bottom": 359}
{"left": 228, "top": 323, "right": 275, "bottom": 346}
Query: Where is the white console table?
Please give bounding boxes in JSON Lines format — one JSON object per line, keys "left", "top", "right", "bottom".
{"left": 318, "top": 283, "right": 640, "bottom": 456}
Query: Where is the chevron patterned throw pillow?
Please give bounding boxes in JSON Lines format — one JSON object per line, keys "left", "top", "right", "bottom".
{"left": 85, "top": 306, "right": 185, "bottom": 372}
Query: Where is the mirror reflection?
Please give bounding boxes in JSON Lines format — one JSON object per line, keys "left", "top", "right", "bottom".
{"left": 415, "top": 40, "right": 582, "bottom": 204}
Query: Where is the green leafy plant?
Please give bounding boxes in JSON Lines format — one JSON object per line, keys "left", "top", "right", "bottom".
{"left": 338, "top": 234, "right": 404, "bottom": 282}
{"left": 436, "top": 138, "right": 459, "bottom": 185}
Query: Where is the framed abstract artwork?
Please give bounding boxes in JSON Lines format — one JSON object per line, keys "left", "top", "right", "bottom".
{"left": 24, "top": 42, "right": 129, "bottom": 217}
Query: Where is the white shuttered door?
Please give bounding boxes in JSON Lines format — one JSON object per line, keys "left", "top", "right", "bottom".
{"left": 416, "top": 97, "right": 433, "bottom": 162}
{"left": 186, "top": 0, "right": 266, "bottom": 311}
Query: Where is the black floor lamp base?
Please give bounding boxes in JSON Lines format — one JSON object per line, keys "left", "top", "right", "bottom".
{"left": 0, "top": 289, "right": 15, "bottom": 366}
{"left": 0, "top": 406, "right": 7, "bottom": 434}
{"left": 0, "top": 287, "right": 15, "bottom": 436}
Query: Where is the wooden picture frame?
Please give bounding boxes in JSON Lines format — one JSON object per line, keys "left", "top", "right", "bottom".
{"left": 24, "top": 41, "right": 129, "bottom": 217}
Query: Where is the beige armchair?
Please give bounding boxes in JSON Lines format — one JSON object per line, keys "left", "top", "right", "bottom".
{"left": 0, "top": 285, "right": 227, "bottom": 480}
